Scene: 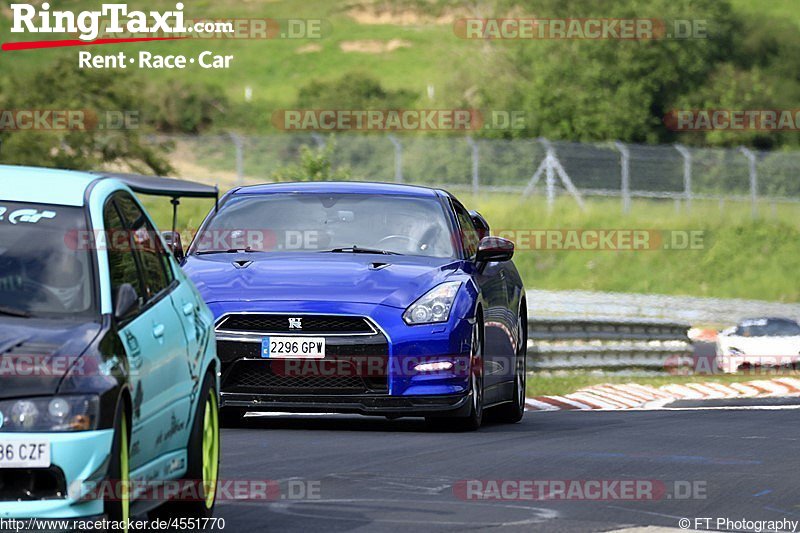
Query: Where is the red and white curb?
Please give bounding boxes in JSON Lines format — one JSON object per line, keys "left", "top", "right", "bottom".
{"left": 525, "top": 377, "right": 800, "bottom": 411}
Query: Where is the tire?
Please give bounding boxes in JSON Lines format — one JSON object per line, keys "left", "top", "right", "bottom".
{"left": 105, "top": 401, "right": 131, "bottom": 530}
{"left": 493, "top": 312, "right": 527, "bottom": 424}
{"left": 150, "top": 372, "right": 220, "bottom": 519}
{"left": 430, "top": 320, "right": 484, "bottom": 431}
{"left": 219, "top": 406, "right": 247, "bottom": 428}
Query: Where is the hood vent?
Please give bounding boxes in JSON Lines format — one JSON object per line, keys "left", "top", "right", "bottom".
{"left": 369, "top": 262, "right": 391, "bottom": 271}
{"left": 233, "top": 260, "right": 253, "bottom": 269}
{"left": 1, "top": 340, "right": 59, "bottom": 357}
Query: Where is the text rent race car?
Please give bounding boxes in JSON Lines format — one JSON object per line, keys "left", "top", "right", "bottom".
{"left": 183, "top": 182, "right": 527, "bottom": 431}
{"left": 0, "top": 166, "right": 219, "bottom": 524}
{"left": 716, "top": 317, "right": 800, "bottom": 373}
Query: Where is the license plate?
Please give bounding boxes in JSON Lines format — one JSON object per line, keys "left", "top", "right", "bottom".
{"left": 261, "top": 337, "right": 326, "bottom": 359}
{"left": 0, "top": 439, "right": 51, "bottom": 468}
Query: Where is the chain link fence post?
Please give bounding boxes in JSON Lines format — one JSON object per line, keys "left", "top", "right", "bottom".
{"left": 540, "top": 138, "right": 556, "bottom": 211}
{"left": 614, "top": 141, "right": 631, "bottom": 213}
{"left": 739, "top": 146, "right": 758, "bottom": 218}
{"left": 311, "top": 133, "right": 327, "bottom": 149}
{"left": 467, "top": 136, "right": 479, "bottom": 196}
{"left": 674, "top": 144, "right": 692, "bottom": 211}
{"left": 387, "top": 135, "right": 403, "bottom": 183}
{"left": 228, "top": 132, "right": 244, "bottom": 186}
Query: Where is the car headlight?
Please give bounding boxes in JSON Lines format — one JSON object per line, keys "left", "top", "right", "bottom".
{"left": 403, "top": 281, "right": 461, "bottom": 325}
{"left": 0, "top": 395, "right": 99, "bottom": 432}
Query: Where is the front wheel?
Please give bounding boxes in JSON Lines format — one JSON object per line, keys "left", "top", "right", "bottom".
{"left": 429, "top": 321, "right": 484, "bottom": 431}
{"left": 105, "top": 402, "right": 131, "bottom": 530}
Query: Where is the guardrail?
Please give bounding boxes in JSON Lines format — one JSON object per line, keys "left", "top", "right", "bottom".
{"left": 526, "top": 318, "right": 693, "bottom": 370}
{"left": 526, "top": 289, "right": 800, "bottom": 327}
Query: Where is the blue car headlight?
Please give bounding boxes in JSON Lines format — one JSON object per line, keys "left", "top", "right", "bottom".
{"left": 0, "top": 395, "right": 99, "bottom": 432}
{"left": 403, "top": 281, "right": 462, "bottom": 325}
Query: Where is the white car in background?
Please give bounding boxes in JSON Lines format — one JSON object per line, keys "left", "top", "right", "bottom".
{"left": 716, "top": 317, "right": 800, "bottom": 373}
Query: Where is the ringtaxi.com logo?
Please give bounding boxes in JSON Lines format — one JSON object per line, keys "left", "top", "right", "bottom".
{"left": 10, "top": 2, "right": 206, "bottom": 42}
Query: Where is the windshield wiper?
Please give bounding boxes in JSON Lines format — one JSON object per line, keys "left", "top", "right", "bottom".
{"left": 195, "top": 247, "right": 255, "bottom": 255}
{"left": 0, "top": 305, "right": 31, "bottom": 318}
{"left": 321, "top": 246, "right": 401, "bottom": 256}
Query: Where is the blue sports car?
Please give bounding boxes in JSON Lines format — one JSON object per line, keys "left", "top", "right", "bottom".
{"left": 0, "top": 166, "right": 220, "bottom": 522}
{"left": 183, "top": 182, "right": 526, "bottom": 430}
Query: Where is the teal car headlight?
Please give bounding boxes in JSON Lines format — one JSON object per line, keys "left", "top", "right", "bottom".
{"left": 0, "top": 395, "right": 99, "bottom": 432}
{"left": 403, "top": 281, "right": 462, "bottom": 325}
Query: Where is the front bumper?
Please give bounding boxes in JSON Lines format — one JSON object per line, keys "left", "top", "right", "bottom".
{"left": 222, "top": 391, "right": 473, "bottom": 417}
{"left": 0, "top": 430, "right": 113, "bottom": 519}
{"left": 209, "top": 301, "right": 475, "bottom": 415}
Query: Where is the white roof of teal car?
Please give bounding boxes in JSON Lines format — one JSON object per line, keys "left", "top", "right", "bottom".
{"left": 0, "top": 165, "right": 98, "bottom": 206}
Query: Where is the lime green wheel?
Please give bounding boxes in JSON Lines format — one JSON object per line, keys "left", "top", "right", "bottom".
{"left": 106, "top": 404, "right": 131, "bottom": 530}
{"left": 151, "top": 372, "right": 220, "bottom": 519}
{"left": 201, "top": 390, "right": 220, "bottom": 509}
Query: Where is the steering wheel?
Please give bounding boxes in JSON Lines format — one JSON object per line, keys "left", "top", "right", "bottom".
{"left": 377, "top": 235, "right": 422, "bottom": 251}
{"left": 18, "top": 279, "right": 70, "bottom": 312}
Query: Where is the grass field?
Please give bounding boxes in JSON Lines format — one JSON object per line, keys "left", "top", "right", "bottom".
{"left": 140, "top": 191, "right": 800, "bottom": 304}
{"left": 7, "top": 0, "right": 794, "bottom": 114}
{"left": 0, "top": 0, "right": 480, "bottom": 110}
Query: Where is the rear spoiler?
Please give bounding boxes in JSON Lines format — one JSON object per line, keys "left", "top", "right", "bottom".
{"left": 92, "top": 172, "right": 219, "bottom": 234}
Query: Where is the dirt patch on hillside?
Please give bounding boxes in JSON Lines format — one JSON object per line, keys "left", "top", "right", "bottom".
{"left": 296, "top": 43, "right": 323, "bottom": 54}
{"left": 347, "top": 4, "right": 468, "bottom": 26}
{"left": 339, "top": 39, "right": 412, "bottom": 53}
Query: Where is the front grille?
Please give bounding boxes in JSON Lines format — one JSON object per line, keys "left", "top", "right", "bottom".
{"left": 217, "top": 313, "right": 390, "bottom": 395}
{"left": 0, "top": 467, "right": 66, "bottom": 501}
{"left": 217, "top": 314, "right": 375, "bottom": 335}
{"left": 223, "top": 360, "right": 388, "bottom": 394}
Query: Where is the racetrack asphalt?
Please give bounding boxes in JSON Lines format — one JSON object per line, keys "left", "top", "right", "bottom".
{"left": 213, "top": 397, "right": 800, "bottom": 532}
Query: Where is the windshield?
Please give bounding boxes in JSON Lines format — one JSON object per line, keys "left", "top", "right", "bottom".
{"left": 193, "top": 193, "right": 456, "bottom": 258}
{"left": 735, "top": 319, "right": 800, "bottom": 337}
{"left": 0, "top": 201, "right": 96, "bottom": 318}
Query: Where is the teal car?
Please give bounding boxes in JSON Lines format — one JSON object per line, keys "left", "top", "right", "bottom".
{"left": 0, "top": 166, "right": 220, "bottom": 524}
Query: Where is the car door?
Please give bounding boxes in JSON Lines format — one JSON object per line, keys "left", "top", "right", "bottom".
{"left": 168, "top": 264, "right": 211, "bottom": 406}
{"left": 451, "top": 199, "right": 515, "bottom": 392}
{"left": 110, "top": 193, "right": 193, "bottom": 468}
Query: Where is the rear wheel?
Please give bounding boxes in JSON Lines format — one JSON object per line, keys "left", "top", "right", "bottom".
{"left": 105, "top": 403, "right": 130, "bottom": 531}
{"left": 494, "top": 312, "right": 527, "bottom": 423}
{"left": 150, "top": 372, "right": 220, "bottom": 519}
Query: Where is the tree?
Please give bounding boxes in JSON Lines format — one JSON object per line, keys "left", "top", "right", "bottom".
{"left": 0, "top": 58, "right": 172, "bottom": 174}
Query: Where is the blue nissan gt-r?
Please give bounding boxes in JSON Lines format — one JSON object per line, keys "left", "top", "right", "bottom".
{"left": 183, "top": 182, "right": 526, "bottom": 430}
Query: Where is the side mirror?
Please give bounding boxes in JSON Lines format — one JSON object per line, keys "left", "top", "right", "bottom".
{"left": 161, "top": 231, "right": 184, "bottom": 262}
{"left": 469, "top": 210, "right": 490, "bottom": 240}
{"left": 476, "top": 236, "right": 514, "bottom": 264}
{"left": 114, "top": 283, "right": 140, "bottom": 321}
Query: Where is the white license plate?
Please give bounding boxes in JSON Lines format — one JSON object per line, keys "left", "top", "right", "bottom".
{"left": 0, "top": 439, "right": 51, "bottom": 468}
{"left": 261, "top": 337, "right": 326, "bottom": 359}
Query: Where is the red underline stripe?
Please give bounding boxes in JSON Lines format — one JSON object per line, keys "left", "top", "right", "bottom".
{"left": 2, "top": 36, "right": 188, "bottom": 51}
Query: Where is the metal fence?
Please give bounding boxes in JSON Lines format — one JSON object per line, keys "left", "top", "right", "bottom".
{"left": 155, "top": 133, "right": 800, "bottom": 215}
